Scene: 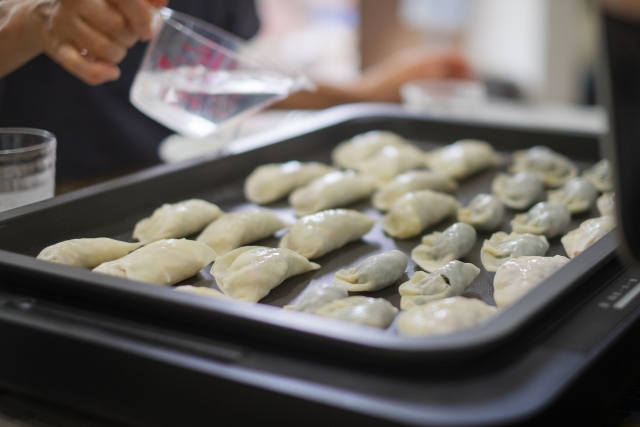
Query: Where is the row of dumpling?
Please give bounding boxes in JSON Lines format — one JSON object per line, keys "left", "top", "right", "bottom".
{"left": 280, "top": 249, "right": 573, "bottom": 337}
{"left": 244, "top": 130, "right": 501, "bottom": 217}
{"left": 35, "top": 199, "right": 292, "bottom": 287}
{"left": 35, "top": 199, "right": 387, "bottom": 303}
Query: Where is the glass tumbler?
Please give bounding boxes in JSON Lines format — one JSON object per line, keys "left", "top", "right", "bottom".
{"left": 0, "top": 128, "right": 56, "bottom": 213}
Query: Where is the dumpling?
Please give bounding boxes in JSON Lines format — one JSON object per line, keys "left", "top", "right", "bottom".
{"left": 133, "top": 199, "right": 223, "bottom": 244}
{"left": 283, "top": 284, "right": 348, "bottom": 313}
{"left": 280, "top": 209, "right": 376, "bottom": 259}
{"left": 37, "top": 238, "right": 142, "bottom": 268}
{"left": 331, "top": 130, "right": 409, "bottom": 169}
{"left": 457, "top": 194, "right": 505, "bottom": 231}
{"left": 480, "top": 232, "right": 549, "bottom": 272}
{"left": 314, "top": 296, "right": 398, "bottom": 329}
{"left": 398, "top": 261, "right": 480, "bottom": 309}
{"left": 93, "top": 239, "right": 216, "bottom": 285}
{"left": 493, "top": 255, "right": 569, "bottom": 307}
{"left": 212, "top": 246, "right": 320, "bottom": 302}
{"left": 334, "top": 250, "right": 408, "bottom": 292}
{"left": 397, "top": 297, "right": 497, "bottom": 336}
{"left": 289, "top": 170, "right": 377, "bottom": 217}
{"left": 381, "top": 190, "right": 460, "bottom": 239}
{"left": 424, "top": 139, "right": 500, "bottom": 180}
{"left": 511, "top": 201, "right": 571, "bottom": 238}
{"left": 353, "top": 144, "right": 426, "bottom": 183}
{"left": 174, "top": 285, "right": 228, "bottom": 299}
{"left": 597, "top": 192, "right": 615, "bottom": 217}
{"left": 561, "top": 216, "right": 615, "bottom": 259}
{"left": 372, "top": 170, "right": 457, "bottom": 211}
{"left": 244, "top": 161, "right": 334, "bottom": 204}
{"left": 411, "top": 223, "right": 476, "bottom": 272}
{"left": 547, "top": 177, "right": 597, "bottom": 214}
{"left": 196, "top": 210, "right": 288, "bottom": 259}
{"left": 583, "top": 158, "right": 614, "bottom": 192}
{"left": 491, "top": 171, "right": 545, "bottom": 210}
{"left": 510, "top": 146, "right": 578, "bottom": 188}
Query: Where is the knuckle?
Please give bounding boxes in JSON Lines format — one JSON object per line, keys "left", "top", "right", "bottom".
{"left": 107, "top": 15, "right": 126, "bottom": 33}
{"left": 92, "top": 38, "right": 111, "bottom": 56}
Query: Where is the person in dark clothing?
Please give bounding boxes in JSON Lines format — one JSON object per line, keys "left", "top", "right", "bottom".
{"left": 0, "top": 0, "right": 260, "bottom": 184}
{"left": 0, "top": 0, "right": 470, "bottom": 187}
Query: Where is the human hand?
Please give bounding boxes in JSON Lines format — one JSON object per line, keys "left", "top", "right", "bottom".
{"left": 354, "top": 48, "right": 474, "bottom": 103}
{"left": 35, "top": 0, "right": 168, "bottom": 84}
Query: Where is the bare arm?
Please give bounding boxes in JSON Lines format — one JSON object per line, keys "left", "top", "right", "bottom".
{"left": 274, "top": 49, "right": 473, "bottom": 109}
{"left": 0, "top": 0, "right": 167, "bottom": 85}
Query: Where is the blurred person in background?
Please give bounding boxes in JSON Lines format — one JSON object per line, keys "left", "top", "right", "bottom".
{"left": 0, "top": 0, "right": 471, "bottom": 188}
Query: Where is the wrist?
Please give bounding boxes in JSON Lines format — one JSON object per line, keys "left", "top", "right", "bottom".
{"left": 0, "top": 0, "right": 52, "bottom": 78}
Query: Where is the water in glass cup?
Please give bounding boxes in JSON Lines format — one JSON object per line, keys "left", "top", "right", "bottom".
{"left": 130, "top": 9, "right": 307, "bottom": 140}
{"left": 131, "top": 66, "right": 295, "bottom": 139}
{"left": 0, "top": 129, "right": 56, "bottom": 213}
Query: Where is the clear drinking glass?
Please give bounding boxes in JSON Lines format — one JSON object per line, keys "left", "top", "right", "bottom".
{"left": 130, "top": 8, "right": 310, "bottom": 140}
{"left": 0, "top": 128, "right": 56, "bottom": 213}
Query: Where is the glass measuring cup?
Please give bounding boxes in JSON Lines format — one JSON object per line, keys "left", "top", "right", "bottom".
{"left": 131, "top": 8, "right": 311, "bottom": 139}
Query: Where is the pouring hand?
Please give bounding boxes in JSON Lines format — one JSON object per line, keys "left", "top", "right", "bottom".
{"left": 34, "top": 0, "right": 168, "bottom": 84}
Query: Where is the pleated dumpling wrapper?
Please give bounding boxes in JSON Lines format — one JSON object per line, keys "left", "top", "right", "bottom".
{"left": 597, "top": 192, "right": 615, "bottom": 217}
{"left": 280, "top": 209, "right": 376, "bottom": 259}
{"left": 196, "top": 210, "right": 288, "bottom": 260}
{"left": 457, "top": 193, "right": 504, "bottom": 231}
{"left": 212, "top": 246, "right": 320, "bottom": 302}
{"left": 493, "top": 255, "right": 569, "bottom": 308}
{"left": 510, "top": 146, "right": 578, "bottom": 188}
{"left": 284, "top": 284, "right": 348, "bottom": 313}
{"left": 133, "top": 199, "right": 223, "bottom": 244}
{"left": 334, "top": 250, "right": 408, "bottom": 292}
{"left": 480, "top": 232, "right": 549, "bottom": 272}
{"left": 93, "top": 239, "right": 216, "bottom": 285}
{"left": 583, "top": 158, "right": 614, "bottom": 192}
{"left": 352, "top": 144, "right": 426, "bottom": 184}
{"left": 398, "top": 261, "right": 480, "bottom": 310}
{"left": 174, "top": 285, "right": 228, "bottom": 299}
{"left": 244, "top": 161, "right": 334, "bottom": 204}
{"left": 547, "top": 177, "right": 598, "bottom": 214}
{"left": 314, "top": 296, "right": 398, "bottom": 329}
{"left": 397, "top": 297, "right": 497, "bottom": 336}
{"left": 372, "top": 170, "right": 457, "bottom": 212}
{"left": 491, "top": 171, "right": 545, "bottom": 210}
{"left": 511, "top": 201, "right": 571, "bottom": 238}
{"left": 37, "top": 238, "right": 143, "bottom": 268}
{"left": 382, "top": 190, "right": 460, "bottom": 239}
{"left": 561, "top": 216, "right": 615, "bottom": 259}
{"left": 289, "top": 170, "right": 377, "bottom": 217}
{"left": 331, "top": 130, "right": 409, "bottom": 169}
{"left": 411, "top": 222, "right": 476, "bottom": 272}
{"left": 424, "top": 139, "right": 500, "bottom": 180}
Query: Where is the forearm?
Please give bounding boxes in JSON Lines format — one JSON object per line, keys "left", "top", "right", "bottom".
{"left": 272, "top": 83, "right": 365, "bottom": 110}
{"left": 0, "top": 0, "right": 48, "bottom": 79}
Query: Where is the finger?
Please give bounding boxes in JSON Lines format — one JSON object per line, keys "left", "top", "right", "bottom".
{"left": 47, "top": 42, "right": 120, "bottom": 85}
{"left": 78, "top": 0, "right": 138, "bottom": 47}
{"left": 72, "top": 17, "right": 128, "bottom": 63}
{"left": 108, "top": 0, "right": 154, "bottom": 39}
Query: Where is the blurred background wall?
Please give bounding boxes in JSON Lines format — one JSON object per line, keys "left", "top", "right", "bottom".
{"left": 252, "top": 0, "right": 599, "bottom": 105}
